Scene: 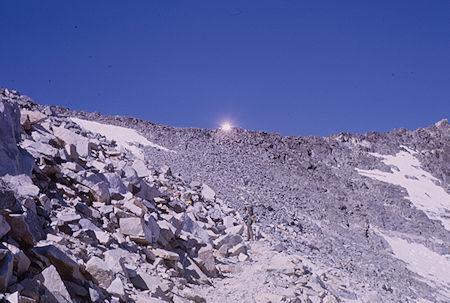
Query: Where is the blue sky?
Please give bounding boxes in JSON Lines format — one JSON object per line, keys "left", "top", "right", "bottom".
{"left": 1, "top": 1, "right": 449, "bottom": 136}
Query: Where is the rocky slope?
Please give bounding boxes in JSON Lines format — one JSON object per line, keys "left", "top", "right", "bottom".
{"left": 0, "top": 88, "right": 342, "bottom": 303}
{"left": 0, "top": 88, "right": 449, "bottom": 302}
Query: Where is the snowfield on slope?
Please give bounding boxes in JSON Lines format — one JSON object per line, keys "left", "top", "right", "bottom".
{"left": 356, "top": 146, "right": 450, "bottom": 231}
{"left": 356, "top": 146, "right": 450, "bottom": 299}
{"left": 71, "top": 117, "right": 175, "bottom": 159}
{"left": 380, "top": 232, "right": 450, "bottom": 299}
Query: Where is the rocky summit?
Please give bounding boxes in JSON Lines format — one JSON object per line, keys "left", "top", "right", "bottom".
{"left": 0, "top": 87, "right": 449, "bottom": 303}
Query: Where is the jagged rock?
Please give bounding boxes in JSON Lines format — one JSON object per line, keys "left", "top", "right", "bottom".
{"left": 135, "top": 181, "right": 161, "bottom": 201}
{"left": 76, "top": 137, "right": 93, "bottom": 158}
{"left": 268, "top": 254, "right": 295, "bottom": 275}
{"left": 0, "top": 100, "right": 34, "bottom": 176}
{"left": 6, "top": 292, "right": 19, "bottom": 303}
{"left": 119, "top": 217, "right": 153, "bottom": 244}
{"left": 89, "top": 286, "right": 103, "bottom": 302}
{"left": 86, "top": 256, "right": 113, "bottom": 288}
{"left": 40, "top": 265, "right": 73, "bottom": 303}
{"left": 31, "top": 245, "right": 84, "bottom": 282}
{"left": 99, "top": 204, "right": 114, "bottom": 215}
{"left": 225, "top": 224, "right": 244, "bottom": 235}
{"left": 184, "top": 256, "right": 209, "bottom": 283}
{"left": 180, "top": 288, "right": 206, "bottom": 303}
{"left": 132, "top": 160, "right": 150, "bottom": 178}
{"left": 53, "top": 126, "right": 78, "bottom": 146}
{"left": 53, "top": 126, "right": 95, "bottom": 159}
{"left": 158, "top": 220, "right": 176, "bottom": 243}
{"left": 197, "top": 245, "right": 218, "bottom": 277}
{"left": 0, "top": 182, "right": 16, "bottom": 209}
{"left": 18, "top": 276, "right": 41, "bottom": 300}
{"left": 61, "top": 161, "right": 83, "bottom": 173}
{"left": 122, "top": 165, "right": 138, "bottom": 179}
{"left": 23, "top": 141, "right": 59, "bottom": 158}
{"left": 91, "top": 181, "right": 111, "bottom": 203}
{"left": 107, "top": 277, "right": 126, "bottom": 301}
{"left": 171, "top": 213, "right": 212, "bottom": 244}
{"left": 213, "top": 234, "right": 243, "bottom": 250}
{"left": 201, "top": 184, "right": 215, "bottom": 201}
{"left": 65, "top": 143, "right": 79, "bottom": 160}
{"left": 238, "top": 253, "right": 249, "bottom": 262}
{"left": 0, "top": 215, "right": 11, "bottom": 239}
{"left": 222, "top": 216, "right": 234, "bottom": 228}
{"left": 20, "top": 110, "right": 47, "bottom": 125}
{"left": 64, "top": 281, "right": 87, "bottom": 299}
{"left": 78, "top": 218, "right": 101, "bottom": 231}
{"left": 151, "top": 248, "right": 180, "bottom": 261}
{"left": 146, "top": 214, "right": 161, "bottom": 243}
{"left": 2, "top": 175, "right": 39, "bottom": 197}
{"left": 5, "top": 243, "right": 30, "bottom": 276}
{"left": 0, "top": 252, "right": 13, "bottom": 292}
{"left": 4, "top": 211, "right": 44, "bottom": 248}
{"left": 11, "top": 294, "right": 38, "bottom": 303}
{"left": 131, "top": 271, "right": 173, "bottom": 296}
{"left": 94, "top": 230, "right": 112, "bottom": 245}
{"left": 104, "top": 172, "right": 127, "bottom": 195}
{"left": 57, "top": 213, "right": 81, "bottom": 226}
{"left": 123, "top": 199, "right": 145, "bottom": 217}
{"left": 75, "top": 203, "right": 101, "bottom": 219}
{"left": 104, "top": 249, "right": 131, "bottom": 276}
{"left": 229, "top": 243, "right": 247, "bottom": 257}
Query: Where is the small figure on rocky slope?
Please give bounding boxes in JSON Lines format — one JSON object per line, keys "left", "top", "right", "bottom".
{"left": 243, "top": 205, "right": 256, "bottom": 241}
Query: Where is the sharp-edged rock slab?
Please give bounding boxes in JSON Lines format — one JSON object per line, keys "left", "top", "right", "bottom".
{"left": 31, "top": 245, "right": 84, "bottom": 282}
{"left": 20, "top": 110, "right": 47, "bottom": 125}
{"left": 86, "top": 256, "right": 113, "bottom": 288}
{"left": 0, "top": 252, "right": 13, "bottom": 292}
{"left": 40, "top": 265, "right": 73, "bottom": 303}
{"left": 4, "top": 212, "right": 44, "bottom": 248}
{"left": 104, "top": 172, "right": 127, "bottom": 195}
{"left": 0, "top": 214, "right": 11, "bottom": 239}
{"left": 151, "top": 248, "right": 180, "bottom": 261}
{"left": 3, "top": 174, "right": 40, "bottom": 197}
{"left": 201, "top": 184, "right": 215, "bottom": 201}
{"left": 0, "top": 99, "right": 34, "bottom": 176}
{"left": 131, "top": 270, "right": 173, "bottom": 296}
{"left": 229, "top": 243, "right": 247, "bottom": 257}
{"left": 197, "top": 245, "right": 218, "bottom": 277}
{"left": 0, "top": 182, "right": 16, "bottom": 209}
{"left": 91, "top": 181, "right": 111, "bottom": 203}
{"left": 106, "top": 277, "right": 126, "bottom": 301}
{"left": 119, "top": 217, "right": 153, "bottom": 244}
{"left": 5, "top": 243, "right": 30, "bottom": 276}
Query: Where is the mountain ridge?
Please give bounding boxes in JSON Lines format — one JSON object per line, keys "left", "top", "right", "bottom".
{"left": 1, "top": 87, "right": 449, "bottom": 302}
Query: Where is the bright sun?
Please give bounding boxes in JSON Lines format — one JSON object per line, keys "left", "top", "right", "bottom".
{"left": 221, "top": 122, "right": 232, "bottom": 131}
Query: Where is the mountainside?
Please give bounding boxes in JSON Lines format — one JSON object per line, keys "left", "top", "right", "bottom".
{"left": 1, "top": 88, "right": 449, "bottom": 303}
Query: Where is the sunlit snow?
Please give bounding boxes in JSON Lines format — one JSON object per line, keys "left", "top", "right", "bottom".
{"left": 71, "top": 118, "right": 175, "bottom": 159}
{"left": 381, "top": 232, "right": 450, "bottom": 297}
{"left": 356, "top": 146, "right": 450, "bottom": 231}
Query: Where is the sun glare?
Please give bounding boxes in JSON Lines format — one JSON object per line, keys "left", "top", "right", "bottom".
{"left": 221, "top": 122, "right": 232, "bottom": 131}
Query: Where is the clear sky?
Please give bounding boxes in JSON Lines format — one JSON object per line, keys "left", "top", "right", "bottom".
{"left": 1, "top": 1, "right": 449, "bottom": 136}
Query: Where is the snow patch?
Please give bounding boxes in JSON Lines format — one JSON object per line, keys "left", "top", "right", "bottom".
{"left": 380, "top": 232, "right": 450, "bottom": 297}
{"left": 71, "top": 118, "right": 175, "bottom": 159}
{"left": 356, "top": 147, "right": 450, "bottom": 231}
